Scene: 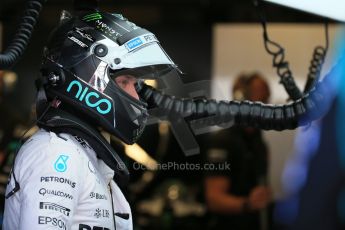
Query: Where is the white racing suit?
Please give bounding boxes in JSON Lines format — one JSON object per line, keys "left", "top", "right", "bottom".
{"left": 3, "top": 129, "right": 133, "bottom": 230}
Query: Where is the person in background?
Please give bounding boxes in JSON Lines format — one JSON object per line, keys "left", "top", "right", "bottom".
{"left": 204, "top": 72, "right": 272, "bottom": 230}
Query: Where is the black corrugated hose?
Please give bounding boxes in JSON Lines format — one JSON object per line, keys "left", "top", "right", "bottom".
{"left": 0, "top": 0, "right": 46, "bottom": 69}
{"left": 253, "top": 0, "right": 303, "bottom": 100}
{"left": 137, "top": 55, "right": 343, "bottom": 131}
{"left": 254, "top": 0, "right": 329, "bottom": 100}
{"left": 304, "top": 23, "right": 329, "bottom": 93}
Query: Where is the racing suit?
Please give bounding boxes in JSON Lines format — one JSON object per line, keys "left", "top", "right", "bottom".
{"left": 3, "top": 129, "right": 133, "bottom": 230}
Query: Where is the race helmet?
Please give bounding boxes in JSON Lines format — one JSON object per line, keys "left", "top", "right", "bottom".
{"left": 41, "top": 11, "right": 179, "bottom": 144}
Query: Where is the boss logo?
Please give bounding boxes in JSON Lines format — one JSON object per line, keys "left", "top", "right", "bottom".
{"left": 67, "top": 80, "right": 112, "bottom": 115}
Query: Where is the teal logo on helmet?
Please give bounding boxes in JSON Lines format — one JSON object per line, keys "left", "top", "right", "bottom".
{"left": 83, "top": 13, "right": 102, "bottom": 22}
{"left": 67, "top": 80, "right": 112, "bottom": 115}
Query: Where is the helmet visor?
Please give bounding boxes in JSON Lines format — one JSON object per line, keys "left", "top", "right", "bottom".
{"left": 97, "top": 33, "right": 182, "bottom": 71}
{"left": 109, "top": 64, "right": 180, "bottom": 80}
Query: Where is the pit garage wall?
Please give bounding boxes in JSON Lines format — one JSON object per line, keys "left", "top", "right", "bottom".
{"left": 211, "top": 23, "right": 344, "bottom": 199}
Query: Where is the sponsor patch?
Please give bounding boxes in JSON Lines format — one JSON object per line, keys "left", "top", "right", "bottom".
{"left": 82, "top": 13, "right": 102, "bottom": 22}
{"left": 124, "top": 33, "right": 158, "bottom": 51}
{"left": 39, "top": 188, "right": 73, "bottom": 200}
{"left": 78, "top": 224, "right": 110, "bottom": 230}
{"left": 38, "top": 216, "right": 66, "bottom": 230}
{"left": 68, "top": 36, "right": 88, "bottom": 48}
{"left": 125, "top": 37, "right": 143, "bottom": 50}
{"left": 40, "top": 176, "right": 76, "bottom": 188}
{"left": 40, "top": 202, "right": 71, "bottom": 216}
{"left": 90, "top": 192, "right": 107, "bottom": 200}
{"left": 54, "top": 155, "right": 69, "bottom": 172}
{"left": 94, "top": 208, "right": 110, "bottom": 218}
